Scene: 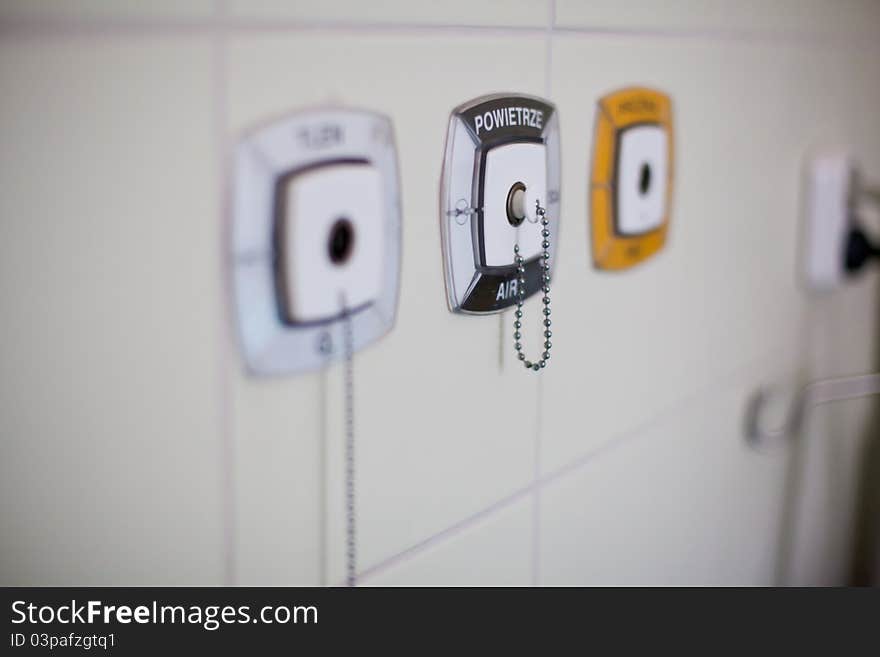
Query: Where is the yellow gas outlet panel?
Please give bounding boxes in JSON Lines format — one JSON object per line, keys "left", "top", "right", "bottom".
{"left": 590, "top": 87, "right": 674, "bottom": 270}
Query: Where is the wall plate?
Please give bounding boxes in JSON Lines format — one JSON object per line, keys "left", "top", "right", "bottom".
{"left": 439, "top": 93, "right": 561, "bottom": 314}
{"left": 803, "top": 152, "right": 855, "bottom": 291}
{"left": 590, "top": 87, "right": 674, "bottom": 270}
{"left": 232, "top": 108, "right": 401, "bottom": 376}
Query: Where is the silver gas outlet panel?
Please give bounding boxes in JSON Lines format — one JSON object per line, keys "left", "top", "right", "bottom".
{"left": 439, "top": 93, "right": 561, "bottom": 314}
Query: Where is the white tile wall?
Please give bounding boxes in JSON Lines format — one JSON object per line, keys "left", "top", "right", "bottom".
{"left": 0, "top": 36, "right": 224, "bottom": 584}
{"left": 0, "top": 1, "right": 878, "bottom": 586}
{"left": 539, "top": 376, "right": 789, "bottom": 585}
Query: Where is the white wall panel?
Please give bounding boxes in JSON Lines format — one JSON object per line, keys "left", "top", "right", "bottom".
{"left": 0, "top": 37, "right": 224, "bottom": 584}
{"left": 539, "top": 377, "right": 789, "bottom": 585}
{"left": 555, "top": 0, "right": 880, "bottom": 38}
{"left": 361, "top": 496, "right": 533, "bottom": 586}
{"left": 0, "top": 0, "right": 214, "bottom": 21}
{"left": 225, "top": 0, "right": 548, "bottom": 27}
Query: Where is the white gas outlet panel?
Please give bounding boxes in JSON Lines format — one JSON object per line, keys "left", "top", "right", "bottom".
{"left": 232, "top": 108, "right": 401, "bottom": 375}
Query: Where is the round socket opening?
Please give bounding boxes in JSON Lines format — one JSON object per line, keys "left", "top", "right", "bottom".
{"left": 506, "top": 181, "right": 527, "bottom": 227}
{"left": 327, "top": 217, "right": 355, "bottom": 265}
{"left": 638, "top": 162, "right": 652, "bottom": 197}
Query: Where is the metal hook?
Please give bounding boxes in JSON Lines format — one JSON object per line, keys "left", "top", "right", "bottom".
{"left": 745, "top": 373, "right": 880, "bottom": 447}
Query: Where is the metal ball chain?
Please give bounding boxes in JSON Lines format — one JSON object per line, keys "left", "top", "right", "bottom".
{"left": 513, "top": 201, "right": 552, "bottom": 372}
{"left": 341, "top": 296, "right": 356, "bottom": 587}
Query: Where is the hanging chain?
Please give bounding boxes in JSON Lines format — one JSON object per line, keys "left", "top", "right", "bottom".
{"left": 513, "top": 201, "right": 552, "bottom": 371}
{"left": 340, "top": 296, "right": 356, "bottom": 587}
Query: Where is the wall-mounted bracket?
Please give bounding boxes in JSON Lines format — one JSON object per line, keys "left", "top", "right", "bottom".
{"left": 745, "top": 373, "right": 880, "bottom": 447}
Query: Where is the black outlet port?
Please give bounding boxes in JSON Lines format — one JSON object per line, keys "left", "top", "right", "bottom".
{"left": 328, "top": 218, "right": 355, "bottom": 265}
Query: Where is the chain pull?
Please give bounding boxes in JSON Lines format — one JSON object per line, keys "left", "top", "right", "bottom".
{"left": 340, "top": 295, "right": 356, "bottom": 587}
{"left": 512, "top": 201, "right": 552, "bottom": 372}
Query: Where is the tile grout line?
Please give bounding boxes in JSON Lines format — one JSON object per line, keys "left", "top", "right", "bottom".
{"left": 211, "top": 0, "right": 237, "bottom": 587}
{"left": 530, "top": 0, "right": 556, "bottom": 588}
{"left": 497, "top": 312, "right": 505, "bottom": 371}
{"left": 355, "top": 479, "right": 536, "bottom": 584}
{"left": 356, "top": 350, "right": 783, "bottom": 584}
{"left": 772, "top": 298, "right": 816, "bottom": 585}
{"left": 2, "top": 14, "right": 880, "bottom": 50}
